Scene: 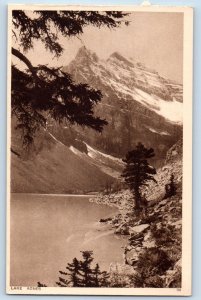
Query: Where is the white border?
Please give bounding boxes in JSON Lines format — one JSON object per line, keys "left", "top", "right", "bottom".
{"left": 6, "top": 4, "right": 193, "bottom": 296}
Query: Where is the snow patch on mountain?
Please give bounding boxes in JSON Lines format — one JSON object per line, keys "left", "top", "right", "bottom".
{"left": 100, "top": 75, "right": 182, "bottom": 124}
{"left": 134, "top": 88, "right": 183, "bottom": 124}
{"left": 85, "top": 143, "right": 123, "bottom": 165}
{"left": 147, "top": 127, "right": 170, "bottom": 136}
{"left": 69, "top": 142, "right": 124, "bottom": 178}
{"left": 69, "top": 145, "right": 81, "bottom": 156}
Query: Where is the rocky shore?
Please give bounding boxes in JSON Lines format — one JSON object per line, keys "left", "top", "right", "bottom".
{"left": 89, "top": 141, "right": 183, "bottom": 287}
{"left": 90, "top": 188, "right": 182, "bottom": 287}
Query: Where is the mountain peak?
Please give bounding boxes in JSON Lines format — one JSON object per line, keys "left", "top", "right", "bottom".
{"left": 108, "top": 52, "right": 134, "bottom": 67}
{"left": 75, "top": 46, "right": 99, "bottom": 63}
{"left": 76, "top": 46, "right": 90, "bottom": 56}
{"left": 110, "top": 51, "right": 124, "bottom": 59}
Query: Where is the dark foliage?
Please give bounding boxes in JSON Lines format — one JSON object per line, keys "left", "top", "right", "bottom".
{"left": 122, "top": 143, "right": 157, "bottom": 210}
{"left": 132, "top": 247, "right": 173, "bottom": 288}
{"left": 143, "top": 275, "right": 164, "bottom": 288}
{"left": 132, "top": 273, "right": 164, "bottom": 288}
{"left": 150, "top": 220, "right": 182, "bottom": 277}
{"left": 12, "top": 10, "right": 128, "bottom": 147}
{"left": 137, "top": 247, "right": 173, "bottom": 276}
{"left": 12, "top": 63, "right": 107, "bottom": 146}
{"left": 37, "top": 281, "right": 47, "bottom": 287}
{"left": 13, "top": 11, "right": 128, "bottom": 56}
{"left": 150, "top": 223, "right": 176, "bottom": 247}
{"left": 164, "top": 174, "right": 177, "bottom": 199}
{"left": 56, "top": 250, "right": 109, "bottom": 287}
{"left": 93, "top": 263, "right": 110, "bottom": 287}
{"left": 56, "top": 257, "right": 80, "bottom": 287}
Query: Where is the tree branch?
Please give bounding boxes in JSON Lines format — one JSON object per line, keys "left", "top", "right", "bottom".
{"left": 12, "top": 47, "right": 36, "bottom": 76}
{"left": 11, "top": 147, "right": 20, "bottom": 157}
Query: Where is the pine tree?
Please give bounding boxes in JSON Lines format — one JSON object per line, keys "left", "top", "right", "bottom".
{"left": 79, "top": 251, "right": 95, "bottom": 287}
{"left": 56, "top": 251, "right": 110, "bottom": 287}
{"left": 122, "top": 143, "right": 157, "bottom": 210}
{"left": 11, "top": 10, "right": 128, "bottom": 148}
{"left": 56, "top": 257, "right": 82, "bottom": 287}
{"left": 93, "top": 263, "right": 110, "bottom": 287}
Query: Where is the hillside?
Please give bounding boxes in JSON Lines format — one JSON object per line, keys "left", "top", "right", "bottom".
{"left": 11, "top": 128, "right": 119, "bottom": 194}
{"left": 90, "top": 140, "right": 182, "bottom": 287}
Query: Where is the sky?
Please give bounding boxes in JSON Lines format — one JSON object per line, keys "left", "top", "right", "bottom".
{"left": 13, "top": 11, "right": 184, "bottom": 83}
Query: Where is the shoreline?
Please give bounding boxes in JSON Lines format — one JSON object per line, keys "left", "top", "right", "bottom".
{"left": 10, "top": 192, "right": 99, "bottom": 197}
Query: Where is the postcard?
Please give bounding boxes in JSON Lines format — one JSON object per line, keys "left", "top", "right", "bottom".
{"left": 7, "top": 4, "right": 193, "bottom": 296}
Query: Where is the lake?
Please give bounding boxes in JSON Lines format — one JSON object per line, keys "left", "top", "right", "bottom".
{"left": 10, "top": 193, "right": 127, "bottom": 287}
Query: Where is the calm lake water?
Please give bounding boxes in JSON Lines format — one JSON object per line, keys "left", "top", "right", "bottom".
{"left": 10, "top": 193, "right": 127, "bottom": 287}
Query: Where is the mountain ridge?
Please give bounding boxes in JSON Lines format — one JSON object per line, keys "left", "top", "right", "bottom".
{"left": 63, "top": 46, "right": 182, "bottom": 162}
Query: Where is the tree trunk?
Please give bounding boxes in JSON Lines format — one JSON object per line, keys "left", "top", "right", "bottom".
{"left": 133, "top": 187, "right": 141, "bottom": 210}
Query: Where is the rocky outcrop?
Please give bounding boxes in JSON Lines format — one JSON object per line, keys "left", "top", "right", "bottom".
{"left": 165, "top": 259, "right": 182, "bottom": 288}
{"left": 108, "top": 262, "right": 136, "bottom": 287}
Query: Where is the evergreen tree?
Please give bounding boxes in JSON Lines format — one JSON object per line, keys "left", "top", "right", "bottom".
{"left": 79, "top": 250, "right": 95, "bottom": 287}
{"left": 122, "top": 143, "right": 157, "bottom": 210}
{"left": 93, "top": 263, "right": 110, "bottom": 287}
{"left": 56, "top": 257, "right": 82, "bottom": 287}
{"left": 11, "top": 10, "right": 128, "bottom": 148}
{"left": 56, "top": 251, "right": 110, "bottom": 287}
{"left": 37, "top": 282, "right": 47, "bottom": 287}
{"left": 93, "top": 263, "right": 101, "bottom": 287}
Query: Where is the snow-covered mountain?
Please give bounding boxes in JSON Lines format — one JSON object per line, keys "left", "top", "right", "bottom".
{"left": 67, "top": 48, "right": 183, "bottom": 121}
{"left": 62, "top": 46, "right": 182, "bottom": 164}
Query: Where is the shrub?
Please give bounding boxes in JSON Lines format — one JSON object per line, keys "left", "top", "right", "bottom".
{"left": 164, "top": 174, "right": 177, "bottom": 199}
{"left": 150, "top": 223, "right": 175, "bottom": 247}
{"left": 144, "top": 275, "right": 165, "bottom": 288}
{"left": 136, "top": 247, "right": 173, "bottom": 277}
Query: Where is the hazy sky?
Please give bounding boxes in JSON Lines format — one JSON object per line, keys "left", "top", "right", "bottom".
{"left": 13, "top": 12, "right": 184, "bottom": 83}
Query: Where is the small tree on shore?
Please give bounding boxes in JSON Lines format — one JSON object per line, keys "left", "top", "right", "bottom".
{"left": 122, "top": 143, "right": 157, "bottom": 210}
{"left": 56, "top": 257, "right": 82, "bottom": 287}
{"left": 94, "top": 263, "right": 110, "bottom": 287}
{"left": 37, "top": 282, "right": 47, "bottom": 287}
{"left": 79, "top": 251, "right": 95, "bottom": 287}
{"left": 56, "top": 251, "right": 109, "bottom": 287}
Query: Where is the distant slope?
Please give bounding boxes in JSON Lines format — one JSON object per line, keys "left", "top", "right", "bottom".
{"left": 11, "top": 130, "right": 118, "bottom": 194}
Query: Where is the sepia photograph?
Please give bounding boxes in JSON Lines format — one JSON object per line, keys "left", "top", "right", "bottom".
{"left": 7, "top": 5, "right": 193, "bottom": 296}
